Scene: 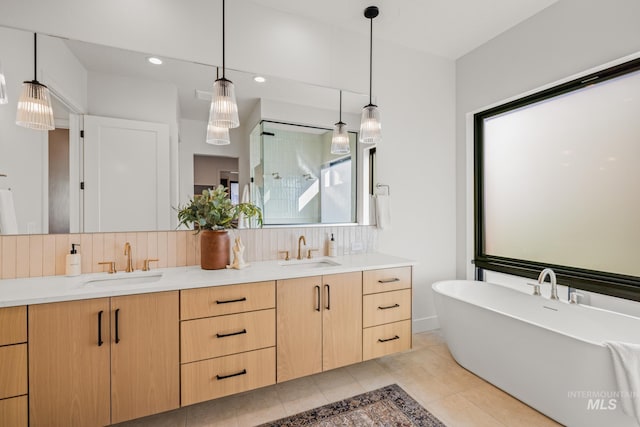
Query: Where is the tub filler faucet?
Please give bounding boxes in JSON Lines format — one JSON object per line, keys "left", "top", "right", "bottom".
{"left": 538, "top": 268, "right": 559, "bottom": 300}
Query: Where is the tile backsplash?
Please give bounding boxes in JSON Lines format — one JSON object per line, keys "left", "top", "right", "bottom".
{"left": 0, "top": 226, "right": 377, "bottom": 280}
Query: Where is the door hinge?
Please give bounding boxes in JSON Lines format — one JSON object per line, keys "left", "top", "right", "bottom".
{"left": 80, "top": 182, "right": 85, "bottom": 190}
{"left": 80, "top": 130, "right": 84, "bottom": 138}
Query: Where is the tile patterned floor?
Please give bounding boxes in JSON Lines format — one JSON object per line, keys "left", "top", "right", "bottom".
{"left": 113, "top": 331, "right": 561, "bottom": 427}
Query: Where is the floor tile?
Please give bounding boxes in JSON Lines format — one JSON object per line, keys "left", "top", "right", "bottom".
{"left": 425, "top": 393, "right": 507, "bottom": 427}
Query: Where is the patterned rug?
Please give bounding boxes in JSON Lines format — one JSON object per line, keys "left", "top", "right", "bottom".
{"left": 258, "top": 384, "right": 446, "bottom": 426}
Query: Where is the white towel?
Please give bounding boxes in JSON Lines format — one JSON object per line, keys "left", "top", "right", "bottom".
{"left": 238, "top": 184, "right": 250, "bottom": 229}
{"left": 375, "top": 194, "right": 391, "bottom": 230}
{"left": 0, "top": 189, "right": 18, "bottom": 235}
{"left": 605, "top": 341, "right": 640, "bottom": 423}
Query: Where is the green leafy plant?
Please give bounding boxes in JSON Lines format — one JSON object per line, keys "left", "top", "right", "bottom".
{"left": 177, "top": 185, "right": 262, "bottom": 232}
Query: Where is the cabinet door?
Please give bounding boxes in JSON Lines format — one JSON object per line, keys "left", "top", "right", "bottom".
{"left": 111, "top": 291, "right": 179, "bottom": 424}
{"left": 29, "top": 298, "right": 111, "bottom": 427}
{"left": 277, "top": 276, "right": 323, "bottom": 382}
{"left": 322, "top": 272, "right": 362, "bottom": 371}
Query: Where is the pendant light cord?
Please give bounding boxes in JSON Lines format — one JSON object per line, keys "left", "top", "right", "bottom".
{"left": 339, "top": 90, "right": 343, "bottom": 122}
{"left": 369, "top": 17, "right": 373, "bottom": 105}
{"left": 34, "top": 33, "right": 37, "bottom": 81}
{"left": 222, "top": 0, "right": 226, "bottom": 79}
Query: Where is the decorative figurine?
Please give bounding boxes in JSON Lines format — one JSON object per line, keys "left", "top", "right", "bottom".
{"left": 227, "top": 237, "right": 249, "bottom": 269}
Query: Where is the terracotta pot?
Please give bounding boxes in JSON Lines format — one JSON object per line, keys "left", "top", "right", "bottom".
{"left": 200, "top": 230, "right": 230, "bottom": 270}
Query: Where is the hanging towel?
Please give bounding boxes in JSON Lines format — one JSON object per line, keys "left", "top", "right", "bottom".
{"left": 238, "top": 184, "right": 250, "bottom": 228}
{"left": 605, "top": 341, "right": 640, "bottom": 424}
{"left": 375, "top": 193, "right": 391, "bottom": 230}
{"left": 0, "top": 189, "right": 18, "bottom": 235}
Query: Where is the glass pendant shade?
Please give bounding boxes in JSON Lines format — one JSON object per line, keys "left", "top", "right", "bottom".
{"left": 0, "top": 61, "right": 8, "bottom": 105}
{"left": 359, "top": 104, "right": 381, "bottom": 144}
{"left": 206, "top": 123, "right": 230, "bottom": 145}
{"left": 209, "top": 78, "right": 239, "bottom": 129}
{"left": 16, "top": 80, "right": 54, "bottom": 130}
{"left": 331, "top": 121, "right": 350, "bottom": 154}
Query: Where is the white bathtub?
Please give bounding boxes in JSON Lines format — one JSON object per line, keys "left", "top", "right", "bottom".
{"left": 432, "top": 280, "right": 640, "bottom": 427}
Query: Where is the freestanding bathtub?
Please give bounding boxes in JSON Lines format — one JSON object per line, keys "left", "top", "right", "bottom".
{"left": 432, "top": 280, "right": 640, "bottom": 427}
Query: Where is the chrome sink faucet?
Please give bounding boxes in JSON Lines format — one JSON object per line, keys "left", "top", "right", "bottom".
{"left": 538, "top": 268, "right": 559, "bottom": 300}
{"left": 297, "top": 235, "right": 306, "bottom": 260}
{"left": 124, "top": 242, "right": 134, "bottom": 273}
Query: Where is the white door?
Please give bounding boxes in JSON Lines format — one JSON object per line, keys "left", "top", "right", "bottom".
{"left": 83, "top": 115, "right": 170, "bottom": 232}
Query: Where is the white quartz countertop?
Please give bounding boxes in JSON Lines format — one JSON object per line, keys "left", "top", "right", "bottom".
{"left": 0, "top": 253, "right": 415, "bottom": 308}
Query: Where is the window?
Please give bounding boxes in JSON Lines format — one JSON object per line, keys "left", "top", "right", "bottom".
{"left": 474, "top": 57, "right": 640, "bottom": 301}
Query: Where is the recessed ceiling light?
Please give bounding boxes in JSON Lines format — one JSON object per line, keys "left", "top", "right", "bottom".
{"left": 147, "top": 57, "right": 163, "bottom": 65}
{"left": 254, "top": 76, "right": 266, "bottom": 83}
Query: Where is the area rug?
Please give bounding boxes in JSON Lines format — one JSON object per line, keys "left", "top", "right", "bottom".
{"left": 258, "top": 383, "right": 446, "bottom": 426}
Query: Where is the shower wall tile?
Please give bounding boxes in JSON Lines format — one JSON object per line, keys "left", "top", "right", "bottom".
{"left": 0, "top": 226, "right": 377, "bottom": 280}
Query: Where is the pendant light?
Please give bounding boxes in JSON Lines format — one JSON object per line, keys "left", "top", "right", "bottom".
{"left": 0, "top": 60, "right": 8, "bottom": 105}
{"left": 16, "top": 33, "right": 54, "bottom": 131}
{"left": 208, "top": 0, "right": 239, "bottom": 129}
{"left": 331, "top": 90, "right": 350, "bottom": 154}
{"left": 359, "top": 6, "right": 381, "bottom": 144}
{"left": 206, "top": 67, "right": 231, "bottom": 145}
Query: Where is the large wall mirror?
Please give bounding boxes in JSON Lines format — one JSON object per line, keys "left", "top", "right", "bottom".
{"left": 0, "top": 25, "right": 373, "bottom": 235}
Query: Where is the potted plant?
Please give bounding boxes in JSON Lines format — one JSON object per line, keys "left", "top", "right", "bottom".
{"left": 177, "top": 185, "right": 262, "bottom": 269}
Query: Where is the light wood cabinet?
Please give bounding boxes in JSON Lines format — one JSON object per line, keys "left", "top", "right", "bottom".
{"left": 277, "top": 272, "right": 362, "bottom": 382}
{"left": 29, "top": 291, "right": 179, "bottom": 427}
{"left": 180, "top": 281, "right": 277, "bottom": 406}
{"left": 0, "top": 305, "right": 28, "bottom": 427}
{"left": 362, "top": 267, "right": 412, "bottom": 360}
{"left": 29, "top": 298, "right": 111, "bottom": 427}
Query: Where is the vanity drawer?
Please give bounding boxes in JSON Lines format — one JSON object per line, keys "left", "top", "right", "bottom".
{"left": 181, "top": 347, "right": 275, "bottom": 405}
{"left": 363, "top": 320, "right": 411, "bottom": 360}
{"left": 0, "top": 306, "right": 27, "bottom": 346}
{"left": 363, "top": 267, "right": 411, "bottom": 295}
{"left": 181, "top": 309, "right": 275, "bottom": 363}
{"left": 0, "top": 395, "right": 28, "bottom": 427}
{"left": 0, "top": 344, "right": 27, "bottom": 399}
{"left": 363, "top": 289, "right": 411, "bottom": 328}
{"left": 181, "top": 281, "right": 275, "bottom": 320}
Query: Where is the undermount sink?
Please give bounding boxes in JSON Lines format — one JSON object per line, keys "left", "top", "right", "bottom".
{"left": 278, "top": 258, "right": 341, "bottom": 268}
{"left": 82, "top": 271, "right": 164, "bottom": 288}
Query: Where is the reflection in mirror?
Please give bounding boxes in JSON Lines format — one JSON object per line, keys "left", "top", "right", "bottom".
{"left": 0, "top": 25, "right": 370, "bottom": 235}
{"left": 251, "top": 121, "right": 357, "bottom": 225}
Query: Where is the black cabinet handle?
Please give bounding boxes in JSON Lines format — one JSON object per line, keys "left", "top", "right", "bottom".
{"left": 97, "top": 310, "right": 104, "bottom": 346}
{"left": 378, "top": 278, "right": 400, "bottom": 283}
{"left": 314, "top": 285, "right": 320, "bottom": 312}
{"left": 216, "top": 369, "right": 247, "bottom": 380}
{"left": 216, "top": 297, "right": 247, "bottom": 304}
{"left": 216, "top": 329, "right": 247, "bottom": 338}
{"left": 115, "top": 308, "right": 120, "bottom": 344}
{"left": 378, "top": 335, "right": 400, "bottom": 343}
{"left": 324, "top": 284, "right": 330, "bottom": 310}
{"left": 378, "top": 303, "right": 400, "bottom": 310}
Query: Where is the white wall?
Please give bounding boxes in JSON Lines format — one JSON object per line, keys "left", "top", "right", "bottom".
{"left": 0, "top": 27, "right": 87, "bottom": 234}
{"left": 0, "top": 0, "right": 457, "bottom": 332}
{"left": 456, "top": 0, "right": 640, "bottom": 310}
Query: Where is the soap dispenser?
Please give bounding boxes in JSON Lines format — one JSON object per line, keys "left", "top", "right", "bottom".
{"left": 328, "top": 233, "right": 337, "bottom": 257}
{"left": 65, "top": 243, "right": 81, "bottom": 276}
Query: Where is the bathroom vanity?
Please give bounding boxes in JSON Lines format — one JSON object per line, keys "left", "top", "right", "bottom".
{"left": 0, "top": 253, "right": 413, "bottom": 426}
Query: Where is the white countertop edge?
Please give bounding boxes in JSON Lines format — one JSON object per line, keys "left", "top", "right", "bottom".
{"left": 0, "top": 253, "right": 416, "bottom": 308}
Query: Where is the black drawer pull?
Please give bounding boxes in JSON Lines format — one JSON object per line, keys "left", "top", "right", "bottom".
{"left": 378, "top": 335, "right": 400, "bottom": 343}
{"left": 216, "top": 297, "right": 247, "bottom": 304}
{"left": 378, "top": 303, "right": 400, "bottom": 310}
{"left": 216, "top": 369, "right": 247, "bottom": 380}
{"left": 216, "top": 329, "right": 247, "bottom": 338}
{"left": 315, "top": 285, "right": 321, "bottom": 312}
{"left": 115, "top": 308, "right": 120, "bottom": 344}
{"left": 378, "top": 278, "right": 400, "bottom": 283}
{"left": 97, "top": 310, "right": 104, "bottom": 346}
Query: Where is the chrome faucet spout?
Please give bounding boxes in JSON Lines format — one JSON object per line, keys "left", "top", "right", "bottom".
{"left": 297, "top": 235, "right": 306, "bottom": 260}
{"left": 538, "top": 268, "right": 558, "bottom": 300}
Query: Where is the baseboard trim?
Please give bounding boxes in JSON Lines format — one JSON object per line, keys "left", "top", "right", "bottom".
{"left": 413, "top": 315, "right": 439, "bottom": 333}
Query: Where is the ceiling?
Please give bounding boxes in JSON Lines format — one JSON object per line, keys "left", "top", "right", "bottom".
{"left": 249, "top": 0, "right": 558, "bottom": 59}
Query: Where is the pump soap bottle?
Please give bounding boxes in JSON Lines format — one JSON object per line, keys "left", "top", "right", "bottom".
{"left": 65, "top": 243, "right": 81, "bottom": 276}
{"left": 328, "top": 233, "right": 337, "bottom": 257}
